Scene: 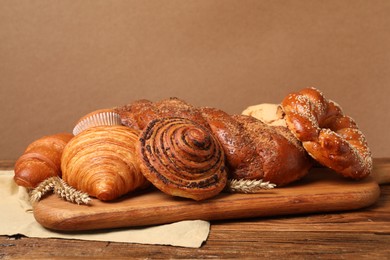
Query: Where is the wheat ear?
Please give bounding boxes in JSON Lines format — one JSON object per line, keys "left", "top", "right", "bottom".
{"left": 30, "top": 177, "right": 91, "bottom": 205}
{"left": 226, "top": 179, "right": 276, "bottom": 193}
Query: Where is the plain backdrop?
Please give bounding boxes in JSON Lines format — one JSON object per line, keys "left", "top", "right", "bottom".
{"left": 1, "top": 0, "right": 389, "bottom": 160}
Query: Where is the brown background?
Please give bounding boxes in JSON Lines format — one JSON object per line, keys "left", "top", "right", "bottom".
{"left": 1, "top": 0, "right": 389, "bottom": 160}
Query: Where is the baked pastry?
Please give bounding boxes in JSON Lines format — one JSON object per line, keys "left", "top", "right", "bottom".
{"left": 115, "top": 97, "right": 209, "bottom": 130}
{"left": 281, "top": 87, "right": 372, "bottom": 179}
{"left": 117, "top": 98, "right": 313, "bottom": 187}
{"left": 200, "top": 107, "right": 263, "bottom": 180}
{"left": 14, "top": 133, "right": 74, "bottom": 188}
{"left": 137, "top": 117, "right": 228, "bottom": 200}
{"left": 114, "top": 99, "right": 158, "bottom": 130}
{"left": 202, "top": 107, "right": 312, "bottom": 186}
{"left": 61, "top": 125, "right": 149, "bottom": 201}
{"left": 234, "top": 115, "right": 312, "bottom": 185}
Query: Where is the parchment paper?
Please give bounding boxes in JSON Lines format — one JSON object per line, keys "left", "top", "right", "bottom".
{"left": 0, "top": 171, "right": 210, "bottom": 248}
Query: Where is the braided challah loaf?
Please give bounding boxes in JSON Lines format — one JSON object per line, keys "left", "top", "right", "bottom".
{"left": 243, "top": 87, "right": 373, "bottom": 180}
{"left": 115, "top": 97, "right": 313, "bottom": 187}
{"left": 280, "top": 87, "right": 372, "bottom": 179}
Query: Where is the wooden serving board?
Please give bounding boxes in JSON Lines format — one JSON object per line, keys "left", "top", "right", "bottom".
{"left": 33, "top": 167, "right": 382, "bottom": 231}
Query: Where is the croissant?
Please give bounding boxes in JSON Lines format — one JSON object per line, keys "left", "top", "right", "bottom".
{"left": 116, "top": 98, "right": 313, "bottom": 186}
{"left": 137, "top": 117, "right": 228, "bottom": 201}
{"left": 14, "top": 133, "right": 74, "bottom": 188}
{"left": 61, "top": 125, "right": 149, "bottom": 201}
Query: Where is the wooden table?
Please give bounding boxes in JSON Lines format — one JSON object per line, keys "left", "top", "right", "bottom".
{"left": 1, "top": 159, "right": 390, "bottom": 259}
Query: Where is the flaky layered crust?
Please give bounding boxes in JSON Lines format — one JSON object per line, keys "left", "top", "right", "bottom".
{"left": 61, "top": 126, "right": 149, "bottom": 201}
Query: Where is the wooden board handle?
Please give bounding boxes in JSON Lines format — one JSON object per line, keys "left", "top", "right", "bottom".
{"left": 372, "top": 158, "right": 390, "bottom": 185}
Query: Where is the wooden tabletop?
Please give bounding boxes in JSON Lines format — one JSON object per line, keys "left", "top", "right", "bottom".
{"left": 1, "top": 159, "right": 390, "bottom": 259}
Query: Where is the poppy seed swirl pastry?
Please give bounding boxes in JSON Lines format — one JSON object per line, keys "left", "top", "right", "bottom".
{"left": 137, "top": 117, "right": 228, "bottom": 201}
{"left": 281, "top": 87, "right": 372, "bottom": 179}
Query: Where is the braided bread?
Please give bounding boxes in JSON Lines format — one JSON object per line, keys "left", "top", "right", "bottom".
{"left": 280, "top": 87, "right": 372, "bottom": 179}
{"left": 201, "top": 108, "right": 312, "bottom": 186}
{"left": 115, "top": 98, "right": 313, "bottom": 187}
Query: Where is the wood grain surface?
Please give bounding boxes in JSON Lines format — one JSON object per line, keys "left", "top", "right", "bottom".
{"left": 33, "top": 167, "right": 381, "bottom": 231}
{"left": 2, "top": 159, "right": 390, "bottom": 259}
{"left": 2, "top": 182, "right": 389, "bottom": 259}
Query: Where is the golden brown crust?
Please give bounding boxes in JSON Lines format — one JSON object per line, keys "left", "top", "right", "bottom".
{"left": 137, "top": 117, "right": 227, "bottom": 201}
{"left": 233, "top": 115, "right": 313, "bottom": 186}
{"left": 14, "top": 133, "right": 74, "bottom": 188}
{"left": 118, "top": 98, "right": 313, "bottom": 187}
{"left": 115, "top": 99, "right": 157, "bottom": 130}
{"left": 200, "top": 107, "right": 264, "bottom": 180}
{"left": 115, "top": 97, "right": 210, "bottom": 130}
{"left": 61, "top": 126, "right": 149, "bottom": 201}
{"left": 201, "top": 107, "right": 312, "bottom": 185}
{"left": 155, "top": 98, "right": 210, "bottom": 129}
{"left": 281, "top": 87, "right": 372, "bottom": 179}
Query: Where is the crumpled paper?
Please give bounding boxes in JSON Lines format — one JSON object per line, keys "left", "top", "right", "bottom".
{"left": 0, "top": 171, "right": 210, "bottom": 248}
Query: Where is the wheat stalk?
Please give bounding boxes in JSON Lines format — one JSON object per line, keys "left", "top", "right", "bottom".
{"left": 30, "top": 177, "right": 57, "bottom": 202}
{"left": 226, "top": 179, "right": 276, "bottom": 193}
{"left": 30, "top": 177, "right": 91, "bottom": 205}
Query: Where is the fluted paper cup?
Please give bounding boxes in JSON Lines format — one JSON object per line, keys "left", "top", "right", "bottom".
{"left": 73, "top": 108, "right": 122, "bottom": 135}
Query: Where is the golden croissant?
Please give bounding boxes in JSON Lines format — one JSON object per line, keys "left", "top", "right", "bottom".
{"left": 14, "top": 132, "right": 74, "bottom": 188}
{"left": 137, "top": 117, "right": 228, "bottom": 201}
{"left": 61, "top": 125, "right": 149, "bottom": 201}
